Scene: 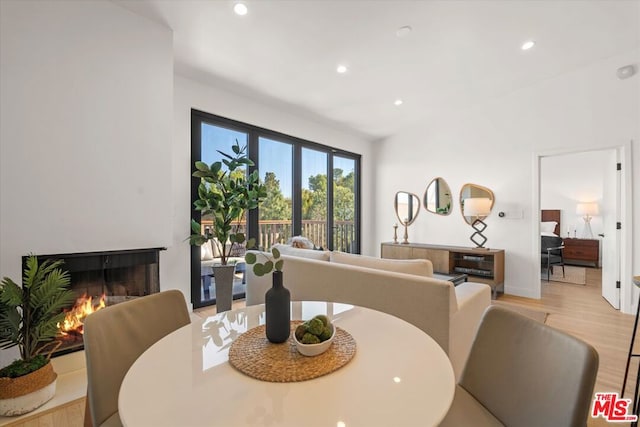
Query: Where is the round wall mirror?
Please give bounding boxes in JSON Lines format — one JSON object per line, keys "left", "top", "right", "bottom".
{"left": 424, "top": 177, "right": 452, "bottom": 216}
{"left": 395, "top": 191, "right": 420, "bottom": 225}
{"left": 460, "top": 183, "right": 495, "bottom": 225}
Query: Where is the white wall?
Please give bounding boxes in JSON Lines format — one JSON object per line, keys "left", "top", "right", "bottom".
{"left": 165, "top": 75, "right": 375, "bottom": 309}
{"left": 0, "top": 1, "right": 173, "bottom": 367}
{"left": 374, "top": 48, "right": 639, "bottom": 300}
{"left": 541, "top": 150, "right": 607, "bottom": 239}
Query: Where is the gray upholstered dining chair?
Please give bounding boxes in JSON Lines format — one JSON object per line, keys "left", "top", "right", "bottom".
{"left": 83, "top": 290, "right": 191, "bottom": 427}
{"left": 439, "top": 305, "right": 598, "bottom": 427}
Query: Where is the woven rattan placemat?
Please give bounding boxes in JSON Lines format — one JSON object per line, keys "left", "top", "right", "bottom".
{"left": 228, "top": 321, "right": 356, "bottom": 382}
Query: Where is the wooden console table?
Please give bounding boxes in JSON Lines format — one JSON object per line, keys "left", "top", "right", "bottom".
{"left": 562, "top": 238, "right": 599, "bottom": 268}
{"left": 381, "top": 242, "right": 505, "bottom": 299}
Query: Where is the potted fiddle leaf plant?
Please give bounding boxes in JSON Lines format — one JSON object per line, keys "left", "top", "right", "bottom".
{"left": 189, "top": 141, "right": 266, "bottom": 312}
{"left": 0, "top": 255, "right": 75, "bottom": 416}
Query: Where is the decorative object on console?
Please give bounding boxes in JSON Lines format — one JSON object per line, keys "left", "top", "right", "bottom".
{"left": 464, "top": 198, "right": 492, "bottom": 248}
{"left": 402, "top": 219, "right": 410, "bottom": 244}
{"left": 392, "top": 223, "right": 398, "bottom": 244}
{"left": 0, "top": 256, "right": 75, "bottom": 416}
{"left": 245, "top": 247, "right": 289, "bottom": 343}
{"left": 576, "top": 202, "right": 598, "bottom": 239}
{"left": 424, "top": 177, "right": 452, "bottom": 215}
{"left": 189, "top": 141, "right": 267, "bottom": 312}
{"left": 394, "top": 191, "right": 420, "bottom": 245}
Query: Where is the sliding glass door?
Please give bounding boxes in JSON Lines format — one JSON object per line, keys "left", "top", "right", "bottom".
{"left": 258, "top": 137, "right": 293, "bottom": 249}
{"left": 191, "top": 119, "right": 250, "bottom": 309}
{"left": 191, "top": 110, "right": 361, "bottom": 308}
{"left": 301, "top": 148, "right": 329, "bottom": 249}
{"left": 333, "top": 156, "right": 357, "bottom": 253}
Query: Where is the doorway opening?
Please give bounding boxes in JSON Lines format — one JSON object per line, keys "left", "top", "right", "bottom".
{"left": 534, "top": 142, "right": 632, "bottom": 314}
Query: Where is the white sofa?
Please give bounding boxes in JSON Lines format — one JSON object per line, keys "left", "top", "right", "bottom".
{"left": 246, "top": 246, "right": 492, "bottom": 379}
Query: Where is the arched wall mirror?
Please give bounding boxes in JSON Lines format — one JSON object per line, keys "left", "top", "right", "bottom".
{"left": 424, "top": 177, "right": 452, "bottom": 216}
{"left": 460, "top": 183, "right": 495, "bottom": 225}
{"left": 395, "top": 191, "right": 420, "bottom": 225}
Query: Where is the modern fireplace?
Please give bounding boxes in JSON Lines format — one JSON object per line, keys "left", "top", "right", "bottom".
{"left": 29, "top": 248, "right": 162, "bottom": 357}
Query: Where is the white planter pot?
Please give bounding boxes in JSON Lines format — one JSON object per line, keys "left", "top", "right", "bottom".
{"left": 0, "top": 362, "right": 57, "bottom": 416}
{"left": 0, "top": 379, "right": 56, "bottom": 416}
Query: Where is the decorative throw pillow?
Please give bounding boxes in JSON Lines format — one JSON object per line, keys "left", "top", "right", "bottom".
{"left": 272, "top": 244, "right": 330, "bottom": 261}
{"left": 330, "top": 251, "right": 433, "bottom": 277}
{"left": 286, "top": 236, "right": 315, "bottom": 249}
{"left": 201, "top": 241, "right": 214, "bottom": 261}
{"left": 209, "top": 238, "right": 231, "bottom": 259}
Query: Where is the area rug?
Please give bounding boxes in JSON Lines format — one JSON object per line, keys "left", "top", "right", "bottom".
{"left": 491, "top": 301, "right": 548, "bottom": 324}
{"left": 544, "top": 265, "right": 586, "bottom": 285}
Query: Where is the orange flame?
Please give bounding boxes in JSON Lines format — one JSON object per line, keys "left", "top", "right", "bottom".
{"left": 57, "top": 294, "right": 106, "bottom": 335}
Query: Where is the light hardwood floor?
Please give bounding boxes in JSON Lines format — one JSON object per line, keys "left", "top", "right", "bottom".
{"left": 7, "top": 269, "right": 635, "bottom": 426}
{"left": 3, "top": 398, "right": 85, "bottom": 427}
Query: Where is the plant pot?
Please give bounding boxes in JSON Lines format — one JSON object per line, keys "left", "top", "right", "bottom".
{"left": 213, "top": 264, "right": 236, "bottom": 313}
{"left": 0, "top": 361, "right": 57, "bottom": 416}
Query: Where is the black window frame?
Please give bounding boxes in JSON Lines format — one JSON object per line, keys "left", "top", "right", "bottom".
{"left": 190, "top": 109, "right": 361, "bottom": 309}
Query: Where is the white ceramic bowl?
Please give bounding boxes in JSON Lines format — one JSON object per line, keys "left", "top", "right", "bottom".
{"left": 293, "top": 324, "right": 336, "bottom": 357}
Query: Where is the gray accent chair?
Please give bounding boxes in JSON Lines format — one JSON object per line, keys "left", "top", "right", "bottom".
{"left": 440, "top": 305, "right": 599, "bottom": 427}
{"left": 541, "top": 235, "right": 565, "bottom": 281}
{"left": 83, "top": 290, "right": 191, "bottom": 427}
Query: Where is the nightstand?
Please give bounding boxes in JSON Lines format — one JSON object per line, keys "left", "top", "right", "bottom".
{"left": 562, "top": 238, "right": 599, "bottom": 268}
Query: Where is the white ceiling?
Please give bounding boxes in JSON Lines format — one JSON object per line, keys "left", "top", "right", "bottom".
{"left": 117, "top": 0, "right": 640, "bottom": 140}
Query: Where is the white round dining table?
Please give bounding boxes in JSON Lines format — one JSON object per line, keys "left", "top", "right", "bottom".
{"left": 119, "top": 301, "right": 455, "bottom": 427}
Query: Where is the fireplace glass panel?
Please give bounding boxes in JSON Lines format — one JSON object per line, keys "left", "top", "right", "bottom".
{"left": 28, "top": 248, "right": 161, "bottom": 357}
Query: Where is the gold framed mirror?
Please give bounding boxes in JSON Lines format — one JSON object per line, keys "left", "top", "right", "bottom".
{"left": 394, "top": 191, "right": 420, "bottom": 225}
{"left": 424, "top": 177, "right": 452, "bottom": 216}
{"left": 460, "top": 183, "right": 495, "bottom": 225}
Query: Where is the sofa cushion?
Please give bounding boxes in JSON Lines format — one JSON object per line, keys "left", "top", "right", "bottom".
{"left": 272, "top": 244, "right": 330, "bottom": 261}
{"left": 201, "top": 241, "right": 214, "bottom": 261}
{"left": 330, "top": 251, "right": 433, "bottom": 277}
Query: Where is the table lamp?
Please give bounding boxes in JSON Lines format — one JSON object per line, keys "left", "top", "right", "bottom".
{"left": 464, "top": 197, "right": 492, "bottom": 248}
{"left": 576, "top": 202, "right": 598, "bottom": 239}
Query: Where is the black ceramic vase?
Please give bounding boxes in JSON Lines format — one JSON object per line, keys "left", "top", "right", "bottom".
{"left": 265, "top": 270, "right": 291, "bottom": 343}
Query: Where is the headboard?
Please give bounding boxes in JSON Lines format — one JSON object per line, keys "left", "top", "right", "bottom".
{"left": 541, "top": 209, "right": 561, "bottom": 235}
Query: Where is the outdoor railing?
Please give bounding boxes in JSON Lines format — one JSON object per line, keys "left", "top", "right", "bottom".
{"left": 200, "top": 219, "right": 356, "bottom": 253}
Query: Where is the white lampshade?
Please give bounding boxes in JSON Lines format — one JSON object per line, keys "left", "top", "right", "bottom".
{"left": 464, "top": 198, "right": 492, "bottom": 217}
{"left": 576, "top": 203, "right": 599, "bottom": 216}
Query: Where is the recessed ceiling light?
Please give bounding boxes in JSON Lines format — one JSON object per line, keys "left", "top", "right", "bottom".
{"left": 396, "top": 26, "right": 412, "bottom": 38}
{"left": 336, "top": 65, "right": 348, "bottom": 74}
{"left": 521, "top": 40, "right": 535, "bottom": 51}
{"left": 394, "top": 99, "right": 403, "bottom": 106}
{"left": 234, "top": 3, "right": 248, "bottom": 16}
